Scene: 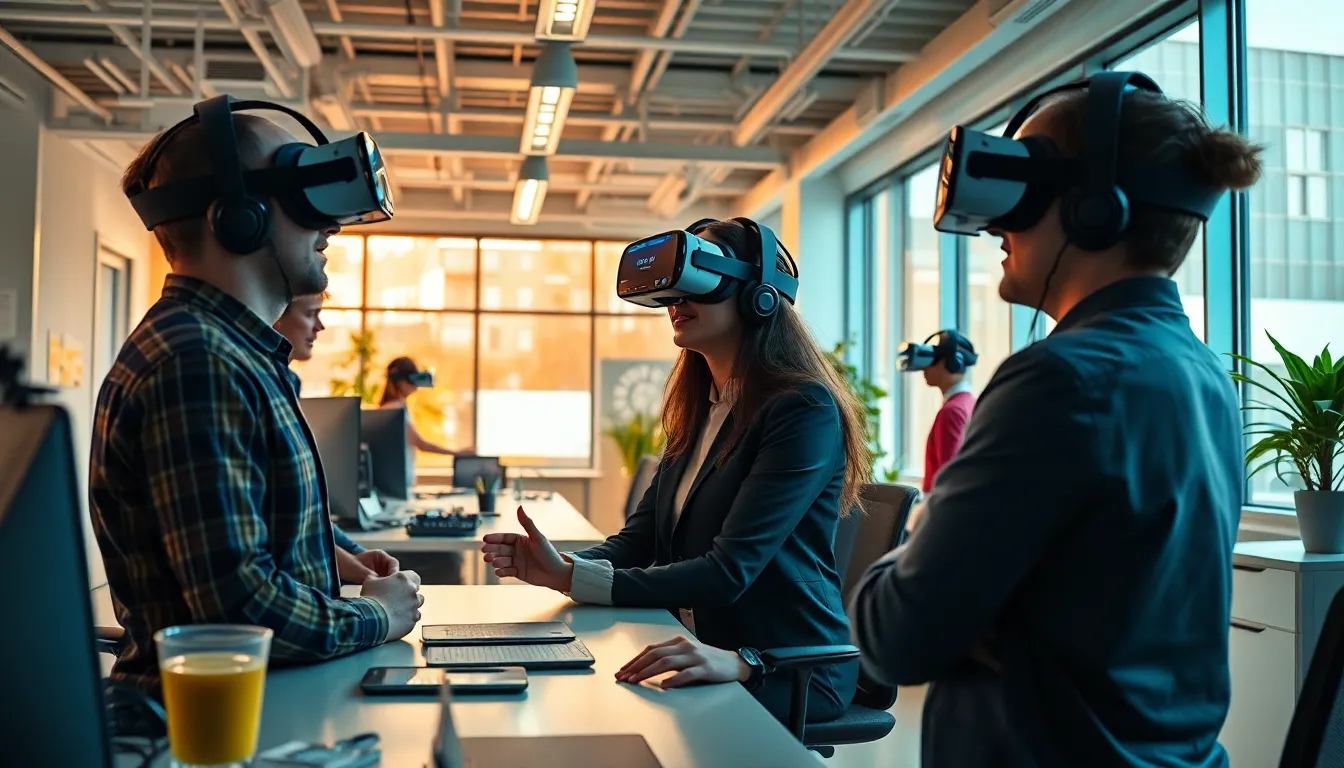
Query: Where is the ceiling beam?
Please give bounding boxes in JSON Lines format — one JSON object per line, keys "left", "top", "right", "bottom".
{"left": 0, "top": 25, "right": 110, "bottom": 121}
{"left": 350, "top": 103, "right": 825, "bottom": 135}
{"left": 50, "top": 125, "right": 787, "bottom": 169}
{"left": 734, "top": 0, "right": 893, "bottom": 147}
{"left": 0, "top": 10, "right": 918, "bottom": 62}
{"left": 375, "top": 132, "right": 786, "bottom": 169}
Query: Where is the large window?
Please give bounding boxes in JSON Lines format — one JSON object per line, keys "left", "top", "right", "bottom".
{"left": 1244, "top": 0, "right": 1344, "bottom": 506}
{"left": 904, "top": 163, "right": 942, "bottom": 480}
{"left": 292, "top": 235, "right": 679, "bottom": 471}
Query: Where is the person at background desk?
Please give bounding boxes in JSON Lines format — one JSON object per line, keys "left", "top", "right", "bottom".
{"left": 274, "top": 290, "right": 398, "bottom": 584}
{"left": 90, "top": 97, "right": 423, "bottom": 696}
{"left": 379, "top": 356, "right": 473, "bottom": 458}
{"left": 896, "top": 329, "right": 979, "bottom": 494}
{"left": 849, "top": 73, "right": 1263, "bottom": 766}
{"left": 480, "top": 218, "right": 869, "bottom": 726}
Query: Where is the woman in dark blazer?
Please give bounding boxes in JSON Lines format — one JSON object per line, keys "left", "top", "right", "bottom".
{"left": 480, "top": 218, "right": 871, "bottom": 724}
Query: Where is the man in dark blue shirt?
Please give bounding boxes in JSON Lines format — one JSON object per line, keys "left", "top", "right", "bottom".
{"left": 851, "top": 80, "right": 1263, "bottom": 765}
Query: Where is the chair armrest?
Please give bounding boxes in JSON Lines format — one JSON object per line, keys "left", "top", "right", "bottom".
{"left": 95, "top": 625, "right": 127, "bottom": 657}
{"left": 761, "top": 644, "right": 859, "bottom": 671}
{"left": 759, "top": 644, "right": 861, "bottom": 743}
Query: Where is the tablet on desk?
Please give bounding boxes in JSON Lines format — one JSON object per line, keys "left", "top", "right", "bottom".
{"left": 424, "top": 638, "right": 595, "bottom": 670}
{"left": 421, "top": 622, "right": 575, "bottom": 645}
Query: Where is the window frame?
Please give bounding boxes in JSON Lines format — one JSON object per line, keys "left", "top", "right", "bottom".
{"left": 310, "top": 232, "right": 675, "bottom": 474}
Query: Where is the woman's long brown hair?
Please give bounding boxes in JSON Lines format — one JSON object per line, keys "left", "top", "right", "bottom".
{"left": 660, "top": 219, "right": 872, "bottom": 515}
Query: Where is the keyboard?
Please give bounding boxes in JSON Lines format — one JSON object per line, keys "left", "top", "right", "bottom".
{"left": 422, "top": 622, "right": 574, "bottom": 645}
{"left": 424, "top": 639, "right": 595, "bottom": 670}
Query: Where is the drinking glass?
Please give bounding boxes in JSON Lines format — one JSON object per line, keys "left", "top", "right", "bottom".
{"left": 155, "top": 624, "right": 273, "bottom": 768}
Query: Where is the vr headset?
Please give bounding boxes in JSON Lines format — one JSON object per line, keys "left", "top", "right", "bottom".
{"left": 127, "top": 95, "right": 395, "bottom": 254}
{"left": 933, "top": 71, "right": 1225, "bottom": 251}
{"left": 615, "top": 217, "right": 800, "bottom": 324}
{"left": 391, "top": 371, "right": 435, "bottom": 388}
{"left": 897, "top": 330, "right": 978, "bottom": 374}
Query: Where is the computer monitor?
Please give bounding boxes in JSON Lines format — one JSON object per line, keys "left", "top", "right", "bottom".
{"left": 299, "top": 397, "right": 361, "bottom": 524}
{"left": 453, "top": 456, "right": 504, "bottom": 491}
{"left": 0, "top": 404, "right": 111, "bottom": 767}
{"left": 361, "top": 406, "right": 410, "bottom": 501}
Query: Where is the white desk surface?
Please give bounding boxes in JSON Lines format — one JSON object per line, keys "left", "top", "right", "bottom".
{"left": 346, "top": 492, "right": 607, "bottom": 553}
{"left": 1234, "top": 538, "right": 1344, "bottom": 572}
{"left": 248, "top": 585, "right": 818, "bottom": 767}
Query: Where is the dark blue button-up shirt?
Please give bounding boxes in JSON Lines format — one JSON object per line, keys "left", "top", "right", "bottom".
{"left": 852, "top": 276, "right": 1242, "bottom": 767}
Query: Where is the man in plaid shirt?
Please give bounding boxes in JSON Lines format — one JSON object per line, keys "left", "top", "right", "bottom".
{"left": 90, "top": 110, "right": 422, "bottom": 694}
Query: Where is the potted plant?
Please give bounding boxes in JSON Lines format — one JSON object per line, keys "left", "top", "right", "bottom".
{"left": 330, "top": 329, "right": 379, "bottom": 405}
{"left": 604, "top": 410, "right": 666, "bottom": 478}
{"left": 1231, "top": 333, "right": 1344, "bottom": 553}
{"left": 828, "top": 340, "right": 902, "bottom": 483}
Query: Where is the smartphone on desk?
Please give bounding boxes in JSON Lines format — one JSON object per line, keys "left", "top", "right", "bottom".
{"left": 360, "top": 666, "right": 527, "bottom": 695}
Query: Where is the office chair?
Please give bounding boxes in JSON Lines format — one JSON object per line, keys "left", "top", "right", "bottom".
{"left": 1279, "top": 584, "right": 1344, "bottom": 768}
{"left": 762, "top": 482, "right": 920, "bottom": 757}
{"left": 625, "top": 455, "right": 660, "bottom": 521}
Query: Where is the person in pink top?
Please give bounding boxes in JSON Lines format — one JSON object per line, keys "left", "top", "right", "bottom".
{"left": 897, "top": 330, "right": 979, "bottom": 493}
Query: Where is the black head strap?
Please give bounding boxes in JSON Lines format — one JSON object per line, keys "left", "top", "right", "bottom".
{"left": 132, "top": 97, "right": 331, "bottom": 195}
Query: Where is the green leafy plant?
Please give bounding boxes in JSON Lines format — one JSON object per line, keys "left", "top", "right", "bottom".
{"left": 827, "top": 340, "right": 902, "bottom": 483}
{"left": 604, "top": 411, "right": 666, "bottom": 477}
{"left": 1229, "top": 332, "right": 1344, "bottom": 492}
{"left": 330, "top": 329, "right": 379, "bottom": 405}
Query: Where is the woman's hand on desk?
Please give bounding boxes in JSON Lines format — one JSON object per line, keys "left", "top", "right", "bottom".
{"left": 616, "top": 636, "right": 750, "bottom": 688}
{"left": 480, "top": 506, "right": 574, "bottom": 592}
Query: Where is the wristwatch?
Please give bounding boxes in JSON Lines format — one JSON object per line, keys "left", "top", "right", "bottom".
{"left": 738, "top": 647, "right": 767, "bottom": 692}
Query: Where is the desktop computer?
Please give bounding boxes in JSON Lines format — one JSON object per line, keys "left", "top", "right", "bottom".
{"left": 361, "top": 407, "right": 411, "bottom": 502}
{"left": 300, "top": 397, "right": 362, "bottom": 526}
{"left": 0, "top": 404, "right": 112, "bottom": 767}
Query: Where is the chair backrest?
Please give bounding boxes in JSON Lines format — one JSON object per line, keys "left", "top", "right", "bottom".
{"left": 837, "top": 483, "right": 920, "bottom": 603}
{"left": 833, "top": 482, "right": 918, "bottom": 713}
{"left": 625, "top": 455, "right": 660, "bottom": 520}
{"left": 1280, "top": 585, "right": 1344, "bottom": 768}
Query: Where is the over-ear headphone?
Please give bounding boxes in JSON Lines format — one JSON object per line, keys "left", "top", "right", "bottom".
{"left": 686, "top": 217, "right": 799, "bottom": 325}
{"left": 928, "top": 330, "right": 978, "bottom": 374}
{"left": 1003, "top": 71, "right": 1162, "bottom": 251}
{"left": 198, "top": 96, "right": 272, "bottom": 254}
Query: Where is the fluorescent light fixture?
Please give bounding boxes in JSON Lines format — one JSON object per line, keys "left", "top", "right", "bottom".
{"left": 536, "top": 0, "right": 595, "bottom": 41}
{"left": 511, "top": 156, "right": 549, "bottom": 225}
{"left": 520, "top": 43, "right": 577, "bottom": 156}
{"left": 265, "top": 0, "right": 323, "bottom": 69}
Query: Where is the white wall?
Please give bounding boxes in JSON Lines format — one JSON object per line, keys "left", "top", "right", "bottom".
{"left": 35, "top": 133, "right": 151, "bottom": 589}
{"left": 0, "top": 49, "right": 152, "bottom": 588}
{"left": 0, "top": 48, "right": 48, "bottom": 363}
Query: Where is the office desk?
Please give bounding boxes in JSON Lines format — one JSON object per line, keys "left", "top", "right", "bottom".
{"left": 346, "top": 492, "right": 606, "bottom": 554}
{"left": 250, "top": 585, "right": 818, "bottom": 767}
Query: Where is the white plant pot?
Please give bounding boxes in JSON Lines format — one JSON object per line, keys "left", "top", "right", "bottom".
{"left": 1294, "top": 490, "right": 1344, "bottom": 554}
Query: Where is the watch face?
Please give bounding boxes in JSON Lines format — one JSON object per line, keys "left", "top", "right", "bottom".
{"left": 739, "top": 648, "right": 761, "bottom": 667}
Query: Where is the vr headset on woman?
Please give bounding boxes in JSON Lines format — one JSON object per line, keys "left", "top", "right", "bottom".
{"left": 126, "top": 94, "right": 395, "bottom": 254}
{"left": 614, "top": 217, "right": 799, "bottom": 324}
{"left": 932, "top": 70, "right": 1225, "bottom": 250}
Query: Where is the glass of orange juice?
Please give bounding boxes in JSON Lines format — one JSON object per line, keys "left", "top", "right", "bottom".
{"left": 155, "top": 625, "right": 273, "bottom": 767}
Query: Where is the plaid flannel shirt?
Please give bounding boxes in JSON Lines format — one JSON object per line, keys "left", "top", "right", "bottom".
{"left": 90, "top": 275, "right": 387, "bottom": 693}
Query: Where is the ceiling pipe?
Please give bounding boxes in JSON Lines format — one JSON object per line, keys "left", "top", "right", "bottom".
{"left": 733, "top": 0, "right": 893, "bottom": 147}
{"left": 82, "top": 0, "right": 183, "bottom": 94}
{"left": 643, "top": 0, "right": 702, "bottom": 94}
{"left": 217, "top": 0, "right": 294, "bottom": 99}
{"left": 626, "top": 0, "right": 680, "bottom": 105}
{"left": 0, "top": 24, "right": 111, "bottom": 121}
